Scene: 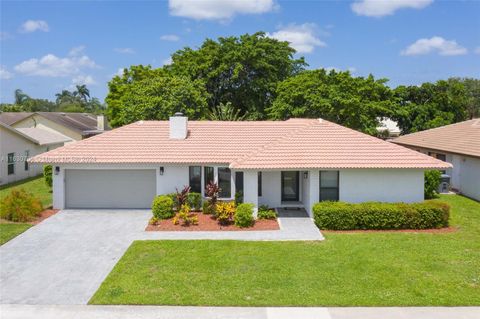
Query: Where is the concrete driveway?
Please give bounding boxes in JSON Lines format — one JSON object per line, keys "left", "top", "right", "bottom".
{"left": 0, "top": 210, "right": 151, "bottom": 305}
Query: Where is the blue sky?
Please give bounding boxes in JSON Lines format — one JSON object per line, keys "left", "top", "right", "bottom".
{"left": 1, "top": 0, "right": 479, "bottom": 103}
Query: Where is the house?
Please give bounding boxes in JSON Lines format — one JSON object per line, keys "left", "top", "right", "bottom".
{"left": 0, "top": 112, "right": 108, "bottom": 143}
{"left": 0, "top": 122, "right": 70, "bottom": 185}
{"left": 30, "top": 114, "right": 450, "bottom": 215}
{"left": 376, "top": 118, "right": 401, "bottom": 139}
{"left": 392, "top": 119, "right": 480, "bottom": 201}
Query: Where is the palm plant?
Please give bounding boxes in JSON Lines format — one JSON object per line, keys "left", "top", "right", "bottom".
{"left": 206, "top": 102, "right": 247, "bottom": 121}
{"left": 14, "top": 89, "right": 30, "bottom": 105}
{"left": 74, "top": 85, "right": 90, "bottom": 103}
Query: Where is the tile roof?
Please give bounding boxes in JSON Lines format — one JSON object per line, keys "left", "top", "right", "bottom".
{"left": 16, "top": 128, "right": 71, "bottom": 145}
{"left": 0, "top": 112, "right": 33, "bottom": 125}
{"left": 30, "top": 118, "right": 450, "bottom": 169}
{"left": 392, "top": 119, "right": 480, "bottom": 159}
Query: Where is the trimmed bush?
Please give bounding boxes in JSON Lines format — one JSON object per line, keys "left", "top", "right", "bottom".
{"left": 188, "top": 192, "right": 202, "bottom": 211}
{"left": 313, "top": 200, "right": 450, "bottom": 230}
{"left": 202, "top": 201, "right": 213, "bottom": 214}
{"left": 0, "top": 188, "right": 43, "bottom": 222}
{"left": 257, "top": 208, "right": 277, "bottom": 220}
{"left": 43, "top": 165, "right": 52, "bottom": 188}
{"left": 235, "top": 203, "right": 254, "bottom": 228}
{"left": 151, "top": 195, "right": 175, "bottom": 219}
{"left": 425, "top": 170, "right": 441, "bottom": 199}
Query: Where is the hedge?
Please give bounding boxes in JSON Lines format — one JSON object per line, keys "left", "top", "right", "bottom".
{"left": 151, "top": 195, "right": 175, "bottom": 219}
{"left": 313, "top": 201, "right": 450, "bottom": 230}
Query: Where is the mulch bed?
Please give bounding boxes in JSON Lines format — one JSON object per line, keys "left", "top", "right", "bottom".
{"left": 32, "top": 208, "right": 59, "bottom": 225}
{"left": 322, "top": 227, "right": 458, "bottom": 234}
{"left": 146, "top": 212, "right": 279, "bottom": 231}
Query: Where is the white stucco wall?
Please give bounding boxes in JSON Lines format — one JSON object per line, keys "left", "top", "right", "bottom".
{"left": 13, "top": 115, "right": 78, "bottom": 142}
{"left": 0, "top": 126, "right": 62, "bottom": 185}
{"left": 339, "top": 169, "right": 424, "bottom": 203}
{"left": 258, "top": 171, "right": 281, "bottom": 208}
{"left": 456, "top": 155, "right": 480, "bottom": 201}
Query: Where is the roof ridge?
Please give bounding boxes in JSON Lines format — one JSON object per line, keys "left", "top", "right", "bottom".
{"left": 230, "top": 119, "right": 319, "bottom": 168}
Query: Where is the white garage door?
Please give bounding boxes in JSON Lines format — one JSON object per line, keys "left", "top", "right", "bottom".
{"left": 65, "top": 169, "right": 156, "bottom": 209}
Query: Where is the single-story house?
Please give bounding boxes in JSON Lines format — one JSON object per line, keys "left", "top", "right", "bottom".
{"left": 0, "top": 112, "right": 109, "bottom": 143}
{"left": 0, "top": 122, "right": 70, "bottom": 185}
{"left": 30, "top": 114, "right": 450, "bottom": 216}
{"left": 392, "top": 119, "right": 480, "bottom": 201}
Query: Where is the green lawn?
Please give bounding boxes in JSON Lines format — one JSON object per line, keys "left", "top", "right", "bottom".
{"left": 0, "top": 175, "right": 52, "bottom": 207}
{"left": 0, "top": 175, "right": 51, "bottom": 245}
{"left": 90, "top": 195, "right": 480, "bottom": 306}
{"left": 0, "top": 223, "right": 32, "bottom": 245}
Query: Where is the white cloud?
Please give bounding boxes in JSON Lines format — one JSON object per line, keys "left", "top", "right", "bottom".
{"left": 351, "top": 0, "right": 433, "bottom": 17}
{"left": 71, "top": 75, "right": 96, "bottom": 86}
{"left": 14, "top": 49, "right": 98, "bottom": 77}
{"left": 0, "top": 66, "right": 13, "bottom": 80}
{"left": 267, "top": 23, "right": 326, "bottom": 53}
{"left": 19, "top": 20, "right": 49, "bottom": 33}
{"left": 114, "top": 47, "right": 135, "bottom": 54}
{"left": 401, "top": 36, "right": 467, "bottom": 56}
{"left": 162, "top": 57, "right": 173, "bottom": 66}
{"left": 160, "top": 34, "right": 180, "bottom": 42}
{"left": 169, "top": 0, "right": 275, "bottom": 20}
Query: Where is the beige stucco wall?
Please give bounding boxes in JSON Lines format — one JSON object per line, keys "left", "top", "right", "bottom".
{"left": 13, "top": 115, "right": 78, "bottom": 142}
{"left": 0, "top": 126, "right": 63, "bottom": 185}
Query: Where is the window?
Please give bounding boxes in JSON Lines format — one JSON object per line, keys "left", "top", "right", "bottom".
{"left": 189, "top": 166, "right": 202, "bottom": 193}
{"left": 235, "top": 172, "right": 244, "bottom": 195}
{"left": 319, "top": 171, "right": 339, "bottom": 201}
{"left": 7, "top": 153, "right": 15, "bottom": 175}
{"left": 258, "top": 172, "right": 262, "bottom": 196}
{"left": 204, "top": 166, "right": 214, "bottom": 190}
{"left": 24, "top": 150, "right": 29, "bottom": 171}
{"left": 218, "top": 167, "right": 231, "bottom": 198}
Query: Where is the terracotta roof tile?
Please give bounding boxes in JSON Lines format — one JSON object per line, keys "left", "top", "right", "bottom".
{"left": 392, "top": 119, "right": 480, "bottom": 158}
{"left": 30, "top": 118, "right": 450, "bottom": 169}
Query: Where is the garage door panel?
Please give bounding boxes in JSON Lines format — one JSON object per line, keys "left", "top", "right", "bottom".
{"left": 65, "top": 169, "right": 156, "bottom": 209}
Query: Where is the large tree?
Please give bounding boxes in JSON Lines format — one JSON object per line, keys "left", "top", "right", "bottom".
{"left": 106, "top": 68, "right": 209, "bottom": 127}
{"left": 393, "top": 80, "right": 468, "bottom": 134}
{"left": 168, "top": 32, "right": 306, "bottom": 119}
{"left": 267, "top": 69, "right": 394, "bottom": 134}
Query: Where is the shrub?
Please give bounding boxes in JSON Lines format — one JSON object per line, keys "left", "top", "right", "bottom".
{"left": 215, "top": 201, "right": 236, "bottom": 225}
{"left": 234, "top": 203, "right": 254, "bottom": 228}
{"left": 0, "top": 188, "right": 43, "bottom": 222}
{"left": 173, "top": 204, "right": 198, "bottom": 226}
{"left": 234, "top": 191, "right": 243, "bottom": 205}
{"left": 188, "top": 192, "right": 202, "bottom": 211}
{"left": 149, "top": 217, "right": 160, "bottom": 225}
{"left": 205, "top": 181, "right": 220, "bottom": 216}
{"left": 175, "top": 186, "right": 191, "bottom": 211}
{"left": 202, "top": 201, "right": 214, "bottom": 214}
{"left": 43, "top": 165, "right": 52, "bottom": 188}
{"left": 151, "top": 195, "right": 175, "bottom": 219}
{"left": 312, "top": 200, "right": 450, "bottom": 230}
{"left": 425, "top": 170, "right": 441, "bottom": 199}
{"left": 257, "top": 207, "right": 277, "bottom": 220}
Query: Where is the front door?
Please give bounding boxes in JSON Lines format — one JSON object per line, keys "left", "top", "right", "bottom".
{"left": 281, "top": 171, "right": 299, "bottom": 201}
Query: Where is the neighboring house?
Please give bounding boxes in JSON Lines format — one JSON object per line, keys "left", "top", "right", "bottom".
{"left": 30, "top": 114, "right": 449, "bottom": 215}
{"left": 0, "top": 122, "right": 70, "bottom": 185}
{"left": 376, "top": 118, "right": 401, "bottom": 139}
{"left": 0, "top": 112, "right": 108, "bottom": 143}
{"left": 392, "top": 119, "right": 480, "bottom": 201}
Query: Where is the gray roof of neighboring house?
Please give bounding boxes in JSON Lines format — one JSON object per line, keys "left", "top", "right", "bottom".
{"left": 16, "top": 128, "right": 71, "bottom": 145}
{"left": 0, "top": 112, "right": 33, "bottom": 125}
{"left": 0, "top": 112, "right": 108, "bottom": 135}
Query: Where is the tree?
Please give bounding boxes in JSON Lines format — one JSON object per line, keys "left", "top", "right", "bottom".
{"left": 14, "top": 89, "right": 30, "bottom": 105}
{"left": 267, "top": 69, "right": 394, "bottom": 134}
{"left": 74, "top": 84, "right": 90, "bottom": 104}
{"left": 393, "top": 80, "right": 468, "bottom": 134}
{"left": 169, "top": 32, "right": 306, "bottom": 119}
{"left": 449, "top": 77, "right": 480, "bottom": 119}
{"left": 206, "top": 102, "right": 247, "bottom": 121}
{"left": 106, "top": 72, "right": 209, "bottom": 127}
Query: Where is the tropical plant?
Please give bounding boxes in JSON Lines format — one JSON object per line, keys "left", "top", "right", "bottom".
{"left": 173, "top": 204, "right": 198, "bottom": 226}
{"left": 0, "top": 188, "right": 43, "bottom": 222}
{"left": 207, "top": 102, "right": 247, "bottom": 121}
{"left": 257, "top": 206, "right": 277, "bottom": 220}
{"left": 188, "top": 192, "right": 202, "bottom": 211}
{"left": 175, "top": 186, "right": 191, "bottom": 211}
{"left": 43, "top": 165, "right": 52, "bottom": 188}
{"left": 14, "top": 89, "right": 30, "bottom": 105}
{"left": 74, "top": 84, "right": 90, "bottom": 103}
{"left": 205, "top": 181, "right": 220, "bottom": 212}
{"left": 215, "top": 201, "right": 236, "bottom": 225}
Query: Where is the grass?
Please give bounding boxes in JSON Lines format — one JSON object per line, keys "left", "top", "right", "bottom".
{"left": 90, "top": 195, "right": 480, "bottom": 306}
{"left": 0, "top": 223, "right": 32, "bottom": 245}
{"left": 0, "top": 175, "right": 51, "bottom": 245}
{"left": 0, "top": 175, "right": 52, "bottom": 207}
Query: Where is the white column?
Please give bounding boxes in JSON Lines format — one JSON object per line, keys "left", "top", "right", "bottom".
{"left": 243, "top": 170, "right": 258, "bottom": 218}
{"left": 307, "top": 170, "right": 319, "bottom": 217}
{"left": 52, "top": 165, "right": 65, "bottom": 209}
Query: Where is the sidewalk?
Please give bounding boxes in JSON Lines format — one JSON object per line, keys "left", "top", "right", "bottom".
{"left": 1, "top": 305, "right": 479, "bottom": 319}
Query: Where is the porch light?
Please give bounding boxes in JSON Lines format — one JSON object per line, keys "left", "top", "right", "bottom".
{"left": 159, "top": 167, "right": 164, "bottom": 175}
{"left": 303, "top": 171, "right": 308, "bottom": 179}
{"left": 54, "top": 166, "right": 60, "bottom": 175}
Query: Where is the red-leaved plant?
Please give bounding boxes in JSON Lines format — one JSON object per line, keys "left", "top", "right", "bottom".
{"left": 205, "top": 181, "right": 220, "bottom": 213}
{"left": 175, "top": 185, "right": 191, "bottom": 211}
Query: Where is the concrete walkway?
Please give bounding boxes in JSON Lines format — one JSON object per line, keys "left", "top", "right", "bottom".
{"left": 1, "top": 305, "right": 479, "bottom": 319}
{"left": 0, "top": 209, "right": 322, "bottom": 305}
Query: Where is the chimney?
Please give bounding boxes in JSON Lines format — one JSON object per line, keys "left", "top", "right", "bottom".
{"left": 169, "top": 112, "right": 188, "bottom": 139}
{"left": 97, "top": 115, "right": 107, "bottom": 131}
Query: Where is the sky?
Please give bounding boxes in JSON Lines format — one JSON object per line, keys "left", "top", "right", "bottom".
{"left": 1, "top": 0, "right": 479, "bottom": 104}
